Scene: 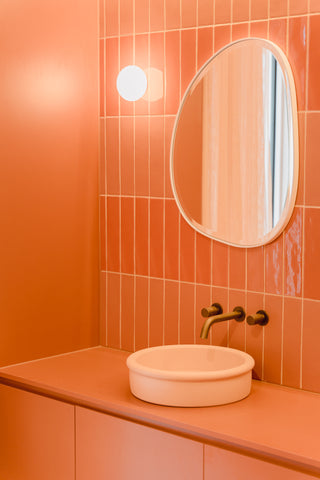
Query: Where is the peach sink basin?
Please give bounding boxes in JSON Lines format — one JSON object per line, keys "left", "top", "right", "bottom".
{"left": 127, "top": 345, "right": 255, "bottom": 407}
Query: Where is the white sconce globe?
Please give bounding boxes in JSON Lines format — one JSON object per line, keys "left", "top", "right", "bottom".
{"left": 116, "top": 65, "right": 147, "bottom": 101}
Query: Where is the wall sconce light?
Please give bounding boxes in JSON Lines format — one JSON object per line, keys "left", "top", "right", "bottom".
{"left": 116, "top": 65, "right": 147, "bottom": 101}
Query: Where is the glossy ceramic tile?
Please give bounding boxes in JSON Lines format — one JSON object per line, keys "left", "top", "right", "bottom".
{"left": 100, "top": 1, "right": 320, "bottom": 395}
{"left": 302, "top": 300, "right": 320, "bottom": 393}
{"left": 106, "top": 197, "right": 120, "bottom": 272}
{"left": 305, "top": 113, "right": 320, "bottom": 206}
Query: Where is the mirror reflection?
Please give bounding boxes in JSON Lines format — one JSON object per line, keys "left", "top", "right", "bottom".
{"left": 171, "top": 39, "right": 298, "bottom": 247}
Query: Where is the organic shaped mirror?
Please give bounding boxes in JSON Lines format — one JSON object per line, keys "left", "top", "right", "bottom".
{"left": 170, "top": 38, "right": 299, "bottom": 247}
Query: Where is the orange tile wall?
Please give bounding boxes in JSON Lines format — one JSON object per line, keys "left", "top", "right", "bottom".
{"left": 0, "top": 0, "right": 100, "bottom": 366}
{"left": 100, "top": 0, "right": 320, "bottom": 394}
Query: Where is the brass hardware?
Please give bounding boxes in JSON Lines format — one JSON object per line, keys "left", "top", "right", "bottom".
{"left": 200, "top": 306, "right": 246, "bottom": 339}
{"left": 201, "top": 303, "right": 223, "bottom": 318}
{"left": 247, "top": 310, "right": 269, "bottom": 326}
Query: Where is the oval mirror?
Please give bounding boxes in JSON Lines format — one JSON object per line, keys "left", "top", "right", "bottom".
{"left": 170, "top": 38, "right": 299, "bottom": 248}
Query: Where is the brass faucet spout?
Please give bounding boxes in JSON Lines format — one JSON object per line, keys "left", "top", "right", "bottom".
{"left": 200, "top": 306, "right": 246, "bottom": 339}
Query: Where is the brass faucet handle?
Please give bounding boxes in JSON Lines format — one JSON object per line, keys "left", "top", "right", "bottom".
{"left": 201, "top": 303, "right": 223, "bottom": 318}
{"left": 247, "top": 310, "right": 269, "bottom": 326}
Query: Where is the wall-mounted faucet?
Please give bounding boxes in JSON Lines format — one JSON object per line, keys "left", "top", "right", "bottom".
{"left": 200, "top": 306, "right": 246, "bottom": 339}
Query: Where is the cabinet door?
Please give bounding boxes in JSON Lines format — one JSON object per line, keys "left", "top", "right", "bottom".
{"left": 76, "top": 406, "right": 203, "bottom": 480}
{"left": 204, "top": 445, "right": 318, "bottom": 479}
{"left": 0, "top": 384, "right": 74, "bottom": 480}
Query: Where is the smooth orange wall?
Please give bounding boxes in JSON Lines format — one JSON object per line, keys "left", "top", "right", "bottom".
{"left": 100, "top": 0, "right": 320, "bottom": 394}
{"left": 0, "top": 0, "right": 99, "bottom": 366}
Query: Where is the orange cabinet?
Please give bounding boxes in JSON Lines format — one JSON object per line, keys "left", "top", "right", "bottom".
{"left": 75, "top": 406, "right": 203, "bottom": 480}
{"left": 204, "top": 445, "right": 318, "bottom": 479}
{"left": 0, "top": 385, "right": 74, "bottom": 480}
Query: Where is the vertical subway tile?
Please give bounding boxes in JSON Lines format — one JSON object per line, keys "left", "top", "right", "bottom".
{"left": 304, "top": 208, "right": 320, "bottom": 300}
{"left": 289, "top": 0, "right": 308, "bottom": 15}
{"left": 215, "top": 0, "right": 232, "bottom": 24}
{"left": 195, "top": 284, "right": 211, "bottom": 345}
{"left": 251, "top": 0, "right": 268, "bottom": 20}
{"left": 135, "top": 198, "right": 149, "bottom": 276}
{"left": 106, "top": 196, "right": 120, "bottom": 272}
{"left": 149, "top": 33, "right": 165, "bottom": 114}
{"left": 197, "top": 27, "right": 214, "bottom": 70}
{"left": 283, "top": 297, "right": 302, "bottom": 389}
{"left": 284, "top": 208, "right": 302, "bottom": 297}
{"left": 119, "top": 36, "right": 134, "bottom": 116}
{"left": 228, "top": 290, "right": 246, "bottom": 351}
{"left": 212, "top": 241, "right": 228, "bottom": 287}
{"left": 150, "top": 198, "right": 164, "bottom": 278}
{"left": 100, "top": 118, "right": 106, "bottom": 195}
{"left": 121, "top": 274, "right": 134, "bottom": 351}
{"left": 135, "top": 116, "right": 149, "bottom": 197}
{"left": 165, "top": 200, "right": 179, "bottom": 280}
{"left": 164, "top": 280, "right": 179, "bottom": 344}
{"left": 310, "top": 0, "right": 320, "bottom": 12}
{"left": 288, "top": 16, "right": 307, "bottom": 112}
{"left": 135, "top": 34, "right": 149, "bottom": 116}
{"left": 150, "top": 0, "right": 164, "bottom": 32}
{"left": 232, "top": 0, "right": 250, "bottom": 23}
{"left": 269, "top": 18, "right": 288, "bottom": 54}
{"left": 134, "top": 34, "right": 150, "bottom": 117}
{"left": 106, "top": 37, "right": 119, "bottom": 116}
{"left": 120, "top": 0, "right": 133, "bottom": 35}
{"left": 106, "top": 118, "right": 120, "bottom": 195}
{"left": 181, "top": 0, "right": 197, "bottom": 28}
{"left": 135, "top": 276, "right": 149, "bottom": 350}
{"left": 106, "top": 0, "right": 119, "bottom": 36}
{"left": 164, "top": 116, "right": 175, "bottom": 198}
{"left": 135, "top": 0, "right": 149, "bottom": 34}
{"left": 121, "top": 197, "right": 134, "bottom": 274}
{"left": 150, "top": 117, "right": 164, "bottom": 198}
{"left": 264, "top": 294, "right": 283, "bottom": 384}
{"left": 180, "top": 217, "right": 195, "bottom": 283}
{"left": 181, "top": 29, "right": 197, "bottom": 98}
{"left": 246, "top": 292, "right": 264, "bottom": 380}
{"left": 149, "top": 278, "right": 164, "bottom": 346}
{"left": 120, "top": 116, "right": 134, "bottom": 195}
{"left": 296, "top": 112, "right": 305, "bottom": 206}
{"left": 214, "top": 25, "right": 231, "bottom": 52}
{"left": 269, "top": 0, "right": 288, "bottom": 17}
{"left": 265, "top": 235, "right": 283, "bottom": 295}
{"left": 100, "top": 196, "right": 107, "bottom": 271}
{"left": 99, "top": 39, "right": 105, "bottom": 117}
{"left": 165, "top": 0, "right": 180, "bottom": 30}
{"left": 247, "top": 247, "right": 264, "bottom": 292}
{"left": 305, "top": 113, "right": 320, "bottom": 206}
{"left": 232, "top": 22, "right": 249, "bottom": 41}
{"left": 211, "top": 287, "right": 228, "bottom": 346}
{"left": 196, "top": 233, "right": 212, "bottom": 285}
{"left": 198, "top": 0, "right": 214, "bottom": 27}
{"left": 250, "top": 20, "right": 268, "bottom": 38}
{"left": 180, "top": 282, "right": 195, "bottom": 343}
{"left": 107, "top": 272, "right": 121, "bottom": 348}
{"left": 229, "top": 247, "right": 246, "bottom": 290}
{"left": 307, "top": 15, "right": 320, "bottom": 110}
{"left": 302, "top": 299, "right": 320, "bottom": 393}
{"left": 165, "top": 31, "right": 180, "bottom": 114}
{"left": 100, "top": 272, "right": 107, "bottom": 345}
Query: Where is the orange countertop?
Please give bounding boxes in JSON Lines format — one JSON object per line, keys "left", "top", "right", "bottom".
{"left": 0, "top": 346, "right": 319, "bottom": 476}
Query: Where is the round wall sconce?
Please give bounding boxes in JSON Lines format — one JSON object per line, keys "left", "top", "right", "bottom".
{"left": 116, "top": 65, "right": 147, "bottom": 101}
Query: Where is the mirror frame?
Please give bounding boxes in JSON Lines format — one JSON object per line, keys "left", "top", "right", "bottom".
{"left": 170, "top": 38, "right": 299, "bottom": 248}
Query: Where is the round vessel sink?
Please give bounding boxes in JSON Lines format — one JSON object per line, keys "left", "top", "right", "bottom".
{"left": 127, "top": 344, "right": 255, "bottom": 407}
